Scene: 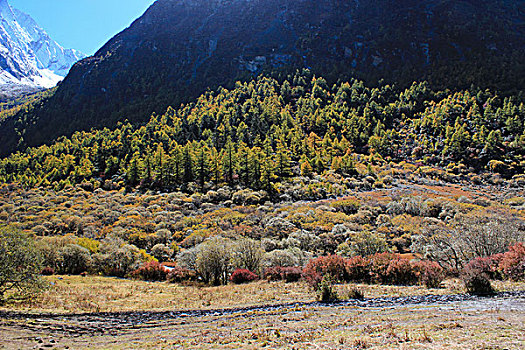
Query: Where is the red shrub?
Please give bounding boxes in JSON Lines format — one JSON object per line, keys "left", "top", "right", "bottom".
{"left": 464, "top": 256, "right": 501, "bottom": 280}
{"left": 303, "top": 268, "right": 323, "bottom": 289}
{"left": 131, "top": 261, "right": 167, "bottom": 281}
{"left": 368, "top": 252, "right": 398, "bottom": 284}
{"left": 230, "top": 269, "right": 259, "bottom": 284}
{"left": 166, "top": 266, "right": 197, "bottom": 283}
{"left": 41, "top": 266, "right": 55, "bottom": 276}
{"left": 345, "top": 256, "right": 370, "bottom": 283}
{"left": 264, "top": 266, "right": 285, "bottom": 281}
{"left": 461, "top": 260, "right": 495, "bottom": 295}
{"left": 281, "top": 267, "right": 303, "bottom": 282}
{"left": 301, "top": 253, "right": 447, "bottom": 288}
{"left": 413, "top": 260, "right": 444, "bottom": 288}
{"left": 264, "top": 266, "right": 302, "bottom": 282}
{"left": 304, "top": 255, "right": 347, "bottom": 282}
{"left": 498, "top": 242, "right": 525, "bottom": 281}
{"left": 385, "top": 258, "right": 418, "bottom": 285}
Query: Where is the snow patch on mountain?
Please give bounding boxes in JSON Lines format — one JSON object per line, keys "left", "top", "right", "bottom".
{"left": 0, "top": 0, "right": 85, "bottom": 99}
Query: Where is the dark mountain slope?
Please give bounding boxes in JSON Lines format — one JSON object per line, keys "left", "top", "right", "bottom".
{"left": 1, "top": 0, "right": 524, "bottom": 155}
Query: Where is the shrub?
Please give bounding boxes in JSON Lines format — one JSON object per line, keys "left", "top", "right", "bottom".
{"left": 166, "top": 266, "right": 197, "bottom": 283}
{"left": 41, "top": 267, "right": 55, "bottom": 276}
{"left": 176, "top": 246, "right": 200, "bottom": 271}
{"left": 304, "top": 255, "right": 347, "bottom": 282}
{"left": 77, "top": 237, "right": 100, "bottom": 254}
{"left": 92, "top": 242, "right": 143, "bottom": 277}
{"left": 317, "top": 275, "right": 338, "bottom": 302}
{"left": 414, "top": 260, "right": 444, "bottom": 288}
{"left": 286, "top": 230, "right": 321, "bottom": 252}
{"left": 230, "top": 269, "right": 259, "bottom": 284}
{"left": 303, "top": 268, "right": 322, "bottom": 290}
{"left": 347, "top": 231, "right": 389, "bottom": 257}
{"left": 56, "top": 244, "right": 92, "bottom": 275}
{"left": 232, "top": 239, "right": 264, "bottom": 273}
{"left": 345, "top": 256, "right": 370, "bottom": 283}
{"left": 264, "top": 266, "right": 284, "bottom": 281}
{"left": 281, "top": 266, "right": 303, "bottom": 282}
{"left": 331, "top": 199, "right": 360, "bottom": 214}
{"left": 385, "top": 258, "right": 418, "bottom": 285}
{"left": 368, "top": 252, "right": 398, "bottom": 284}
{"left": 151, "top": 244, "right": 174, "bottom": 263}
{"left": 263, "top": 266, "right": 302, "bottom": 282}
{"left": 131, "top": 261, "right": 167, "bottom": 281}
{"left": 461, "top": 260, "right": 496, "bottom": 295}
{"left": 464, "top": 256, "right": 501, "bottom": 280}
{"left": 263, "top": 249, "right": 300, "bottom": 268}
{"left": 498, "top": 243, "right": 525, "bottom": 281}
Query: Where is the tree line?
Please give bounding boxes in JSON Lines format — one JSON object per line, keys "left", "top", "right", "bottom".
{"left": 1, "top": 72, "right": 524, "bottom": 193}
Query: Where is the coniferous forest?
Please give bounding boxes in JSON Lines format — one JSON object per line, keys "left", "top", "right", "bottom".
{"left": 1, "top": 72, "right": 524, "bottom": 192}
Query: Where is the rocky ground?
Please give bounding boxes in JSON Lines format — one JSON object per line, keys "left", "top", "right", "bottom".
{"left": 1, "top": 291, "right": 523, "bottom": 349}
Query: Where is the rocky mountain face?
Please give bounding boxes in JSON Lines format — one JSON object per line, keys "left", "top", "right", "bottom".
{"left": 0, "top": 0, "right": 84, "bottom": 100}
{"left": 0, "top": 0, "right": 524, "bottom": 155}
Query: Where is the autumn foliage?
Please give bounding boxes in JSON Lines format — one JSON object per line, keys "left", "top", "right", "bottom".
{"left": 131, "top": 261, "right": 167, "bottom": 281}
{"left": 230, "top": 269, "right": 259, "bottom": 284}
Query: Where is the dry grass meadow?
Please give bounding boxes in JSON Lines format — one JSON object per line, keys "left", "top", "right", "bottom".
{"left": 0, "top": 276, "right": 524, "bottom": 349}
{"left": 2, "top": 275, "right": 522, "bottom": 314}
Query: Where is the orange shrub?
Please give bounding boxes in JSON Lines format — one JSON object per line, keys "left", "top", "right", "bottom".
{"left": 368, "top": 252, "right": 398, "bottom": 284}
{"left": 303, "top": 254, "right": 347, "bottom": 282}
{"left": 131, "top": 261, "right": 167, "bottom": 281}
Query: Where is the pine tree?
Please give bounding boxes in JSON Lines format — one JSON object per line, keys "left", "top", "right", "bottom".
{"left": 208, "top": 146, "right": 222, "bottom": 187}
{"left": 222, "top": 137, "right": 236, "bottom": 186}
{"left": 275, "top": 140, "right": 292, "bottom": 180}
{"left": 237, "top": 141, "right": 251, "bottom": 186}
{"left": 195, "top": 143, "right": 208, "bottom": 192}
{"left": 182, "top": 145, "right": 193, "bottom": 184}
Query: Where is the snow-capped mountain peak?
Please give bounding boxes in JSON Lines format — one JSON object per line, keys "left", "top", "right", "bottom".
{"left": 0, "top": 0, "right": 85, "bottom": 99}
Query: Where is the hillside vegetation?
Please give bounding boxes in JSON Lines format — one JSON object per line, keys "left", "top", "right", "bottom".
{"left": 1, "top": 73, "right": 524, "bottom": 193}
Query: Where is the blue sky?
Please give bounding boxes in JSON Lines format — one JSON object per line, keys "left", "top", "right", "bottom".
{"left": 10, "top": 0, "right": 156, "bottom": 55}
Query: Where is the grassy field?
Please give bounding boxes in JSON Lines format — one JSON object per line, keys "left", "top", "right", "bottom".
{"left": 1, "top": 277, "right": 524, "bottom": 349}
{"left": 2, "top": 275, "right": 524, "bottom": 314}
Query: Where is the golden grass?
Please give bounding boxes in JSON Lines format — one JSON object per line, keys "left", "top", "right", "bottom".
{"left": 3, "top": 276, "right": 313, "bottom": 314}
{"left": 2, "top": 276, "right": 523, "bottom": 314}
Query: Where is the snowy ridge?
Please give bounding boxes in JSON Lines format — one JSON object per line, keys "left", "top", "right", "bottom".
{"left": 0, "top": 0, "right": 85, "bottom": 99}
